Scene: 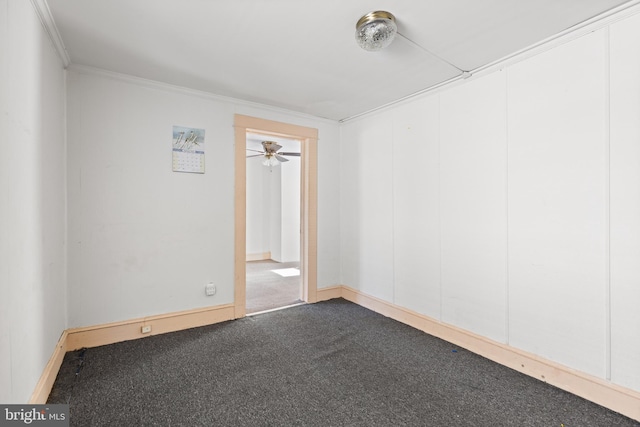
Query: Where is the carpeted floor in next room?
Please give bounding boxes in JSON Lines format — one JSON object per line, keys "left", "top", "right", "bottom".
{"left": 47, "top": 299, "right": 639, "bottom": 426}
{"left": 246, "top": 259, "right": 302, "bottom": 314}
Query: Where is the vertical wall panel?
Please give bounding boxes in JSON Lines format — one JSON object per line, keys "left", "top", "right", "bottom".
{"left": 392, "top": 97, "right": 441, "bottom": 318}
{"left": 439, "top": 72, "right": 508, "bottom": 342}
{"left": 340, "top": 115, "right": 394, "bottom": 301}
{"left": 0, "top": 0, "right": 66, "bottom": 402}
{"left": 610, "top": 13, "right": 640, "bottom": 391}
{"left": 0, "top": 0, "right": 11, "bottom": 403}
{"left": 507, "top": 31, "right": 608, "bottom": 377}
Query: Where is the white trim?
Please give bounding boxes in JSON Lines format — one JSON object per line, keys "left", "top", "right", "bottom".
{"left": 604, "top": 25, "right": 613, "bottom": 382}
{"left": 339, "top": 73, "right": 465, "bottom": 123}
{"left": 469, "top": 0, "right": 640, "bottom": 79}
{"left": 340, "top": 0, "right": 640, "bottom": 123}
{"left": 67, "top": 64, "right": 338, "bottom": 125}
{"left": 29, "top": 0, "right": 70, "bottom": 67}
{"left": 504, "top": 69, "right": 510, "bottom": 346}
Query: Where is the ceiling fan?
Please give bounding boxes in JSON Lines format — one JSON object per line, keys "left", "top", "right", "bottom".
{"left": 246, "top": 141, "right": 300, "bottom": 166}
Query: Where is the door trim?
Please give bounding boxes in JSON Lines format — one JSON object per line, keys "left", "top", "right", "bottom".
{"left": 234, "top": 114, "right": 318, "bottom": 318}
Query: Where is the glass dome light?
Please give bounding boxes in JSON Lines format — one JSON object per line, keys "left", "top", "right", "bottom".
{"left": 262, "top": 155, "right": 280, "bottom": 167}
{"left": 355, "top": 11, "right": 397, "bottom": 52}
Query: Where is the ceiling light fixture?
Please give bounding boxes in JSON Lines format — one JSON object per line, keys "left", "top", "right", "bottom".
{"left": 262, "top": 155, "right": 280, "bottom": 167}
{"left": 353, "top": 10, "right": 467, "bottom": 74}
{"left": 355, "top": 11, "right": 397, "bottom": 51}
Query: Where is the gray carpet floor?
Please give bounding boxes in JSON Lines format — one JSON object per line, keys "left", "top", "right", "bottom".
{"left": 246, "top": 260, "right": 302, "bottom": 314}
{"left": 48, "top": 299, "right": 639, "bottom": 426}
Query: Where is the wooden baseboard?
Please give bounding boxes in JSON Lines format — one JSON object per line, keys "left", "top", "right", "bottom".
{"left": 29, "top": 331, "right": 68, "bottom": 404}
{"left": 66, "top": 304, "right": 235, "bottom": 350}
{"left": 316, "top": 285, "right": 343, "bottom": 302}
{"left": 246, "top": 252, "right": 271, "bottom": 262}
{"left": 339, "top": 285, "right": 640, "bottom": 422}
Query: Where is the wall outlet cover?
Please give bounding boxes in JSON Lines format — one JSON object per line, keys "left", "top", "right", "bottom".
{"left": 205, "top": 283, "right": 216, "bottom": 296}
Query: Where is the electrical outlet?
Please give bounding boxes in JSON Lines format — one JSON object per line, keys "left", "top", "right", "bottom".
{"left": 141, "top": 325, "right": 152, "bottom": 334}
{"left": 205, "top": 283, "right": 216, "bottom": 296}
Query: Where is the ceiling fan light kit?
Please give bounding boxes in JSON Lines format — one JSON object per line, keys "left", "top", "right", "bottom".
{"left": 262, "top": 156, "right": 280, "bottom": 167}
{"left": 355, "top": 10, "right": 397, "bottom": 51}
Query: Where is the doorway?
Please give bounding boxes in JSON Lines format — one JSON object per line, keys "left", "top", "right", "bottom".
{"left": 245, "top": 134, "right": 301, "bottom": 313}
{"left": 233, "top": 114, "right": 318, "bottom": 319}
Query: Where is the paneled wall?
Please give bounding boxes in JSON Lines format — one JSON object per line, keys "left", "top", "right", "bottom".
{"left": 507, "top": 31, "right": 608, "bottom": 377}
{"left": 391, "top": 97, "right": 440, "bottom": 317}
{"left": 440, "top": 71, "right": 508, "bottom": 343}
{"left": 341, "top": 117, "right": 394, "bottom": 301}
{"left": 0, "top": 0, "right": 67, "bottom": 402}
{"left": 340, "top": 12, "right": 640, "bottom": 392}
{"left": 609, "top": 12, "right": 640, "bottom": 391}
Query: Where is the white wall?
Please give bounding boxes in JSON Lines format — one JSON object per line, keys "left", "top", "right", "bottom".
{"left": 507, "top": 30, "right": 608, "bottom": 378}
{"left": 341, "top": 115, "right": 394, "bottom": 301}
{"left": 269, "top": 166, "right": 282, "bottom": 261}
{"left": 246, "top": 158, "right": 272, "bottom": 255}
{"left": 278, "top": 155, "right": 300, "bottom": 263}
{"left": 609, "top": 11, "right": 640, "bottom": 391}
{"left": 391, "top": 97, "right": 441, "bottom": 318}
{"left": 340, "top": 12, "right": 640, "bottom": 392}
{"left": 246, "top": 151, "right": 300, "bottom": 263}
{"left": 0, "top": 0, "right": 67, "bottom": 402}
{"left": 440, "top": 71, "right": 508, "bottom": 343}
{"left": 66, "top": 69, "right": 340, "bottom": 328}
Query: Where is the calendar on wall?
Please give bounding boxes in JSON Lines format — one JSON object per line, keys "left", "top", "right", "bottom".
{"left": 172, "top": 125, "right": 205, "bottom": 173}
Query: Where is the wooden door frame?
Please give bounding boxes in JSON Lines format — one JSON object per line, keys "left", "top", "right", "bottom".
{"left": 234, "top": 114, "right": 318, "bottom": 318}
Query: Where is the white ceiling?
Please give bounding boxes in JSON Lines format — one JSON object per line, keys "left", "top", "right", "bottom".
{"left": 46, "top": 0, "right": 634, "bottom": 121}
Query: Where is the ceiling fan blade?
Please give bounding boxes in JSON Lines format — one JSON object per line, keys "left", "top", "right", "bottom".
{"left": 246, "top": 154, "right": 263, "bottom": 158}
{"left": 278, "top": 152, "right": 300, "bottom": 157}
{"left": 246, "top": 148, "right": 264, "bottom": 154}
{"left": 262, "top": 141, "right": 282, "bottom": 153}
{"left": 274, "top": 154, "right": 289, "bottom": 163}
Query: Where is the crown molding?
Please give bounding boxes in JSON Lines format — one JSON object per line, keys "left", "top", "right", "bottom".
{"left": 67, "top": 64, "right": 338, "bottom": 125}
{"left": 30, "top": 0, "right": 70, "bottom": 67}
{"left": 469, "top": 0, "right": 640, "bottom": 77}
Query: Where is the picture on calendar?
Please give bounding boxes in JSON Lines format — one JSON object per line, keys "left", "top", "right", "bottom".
{"left": 172, "top": 125, "right": 205, "bottom": 173}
